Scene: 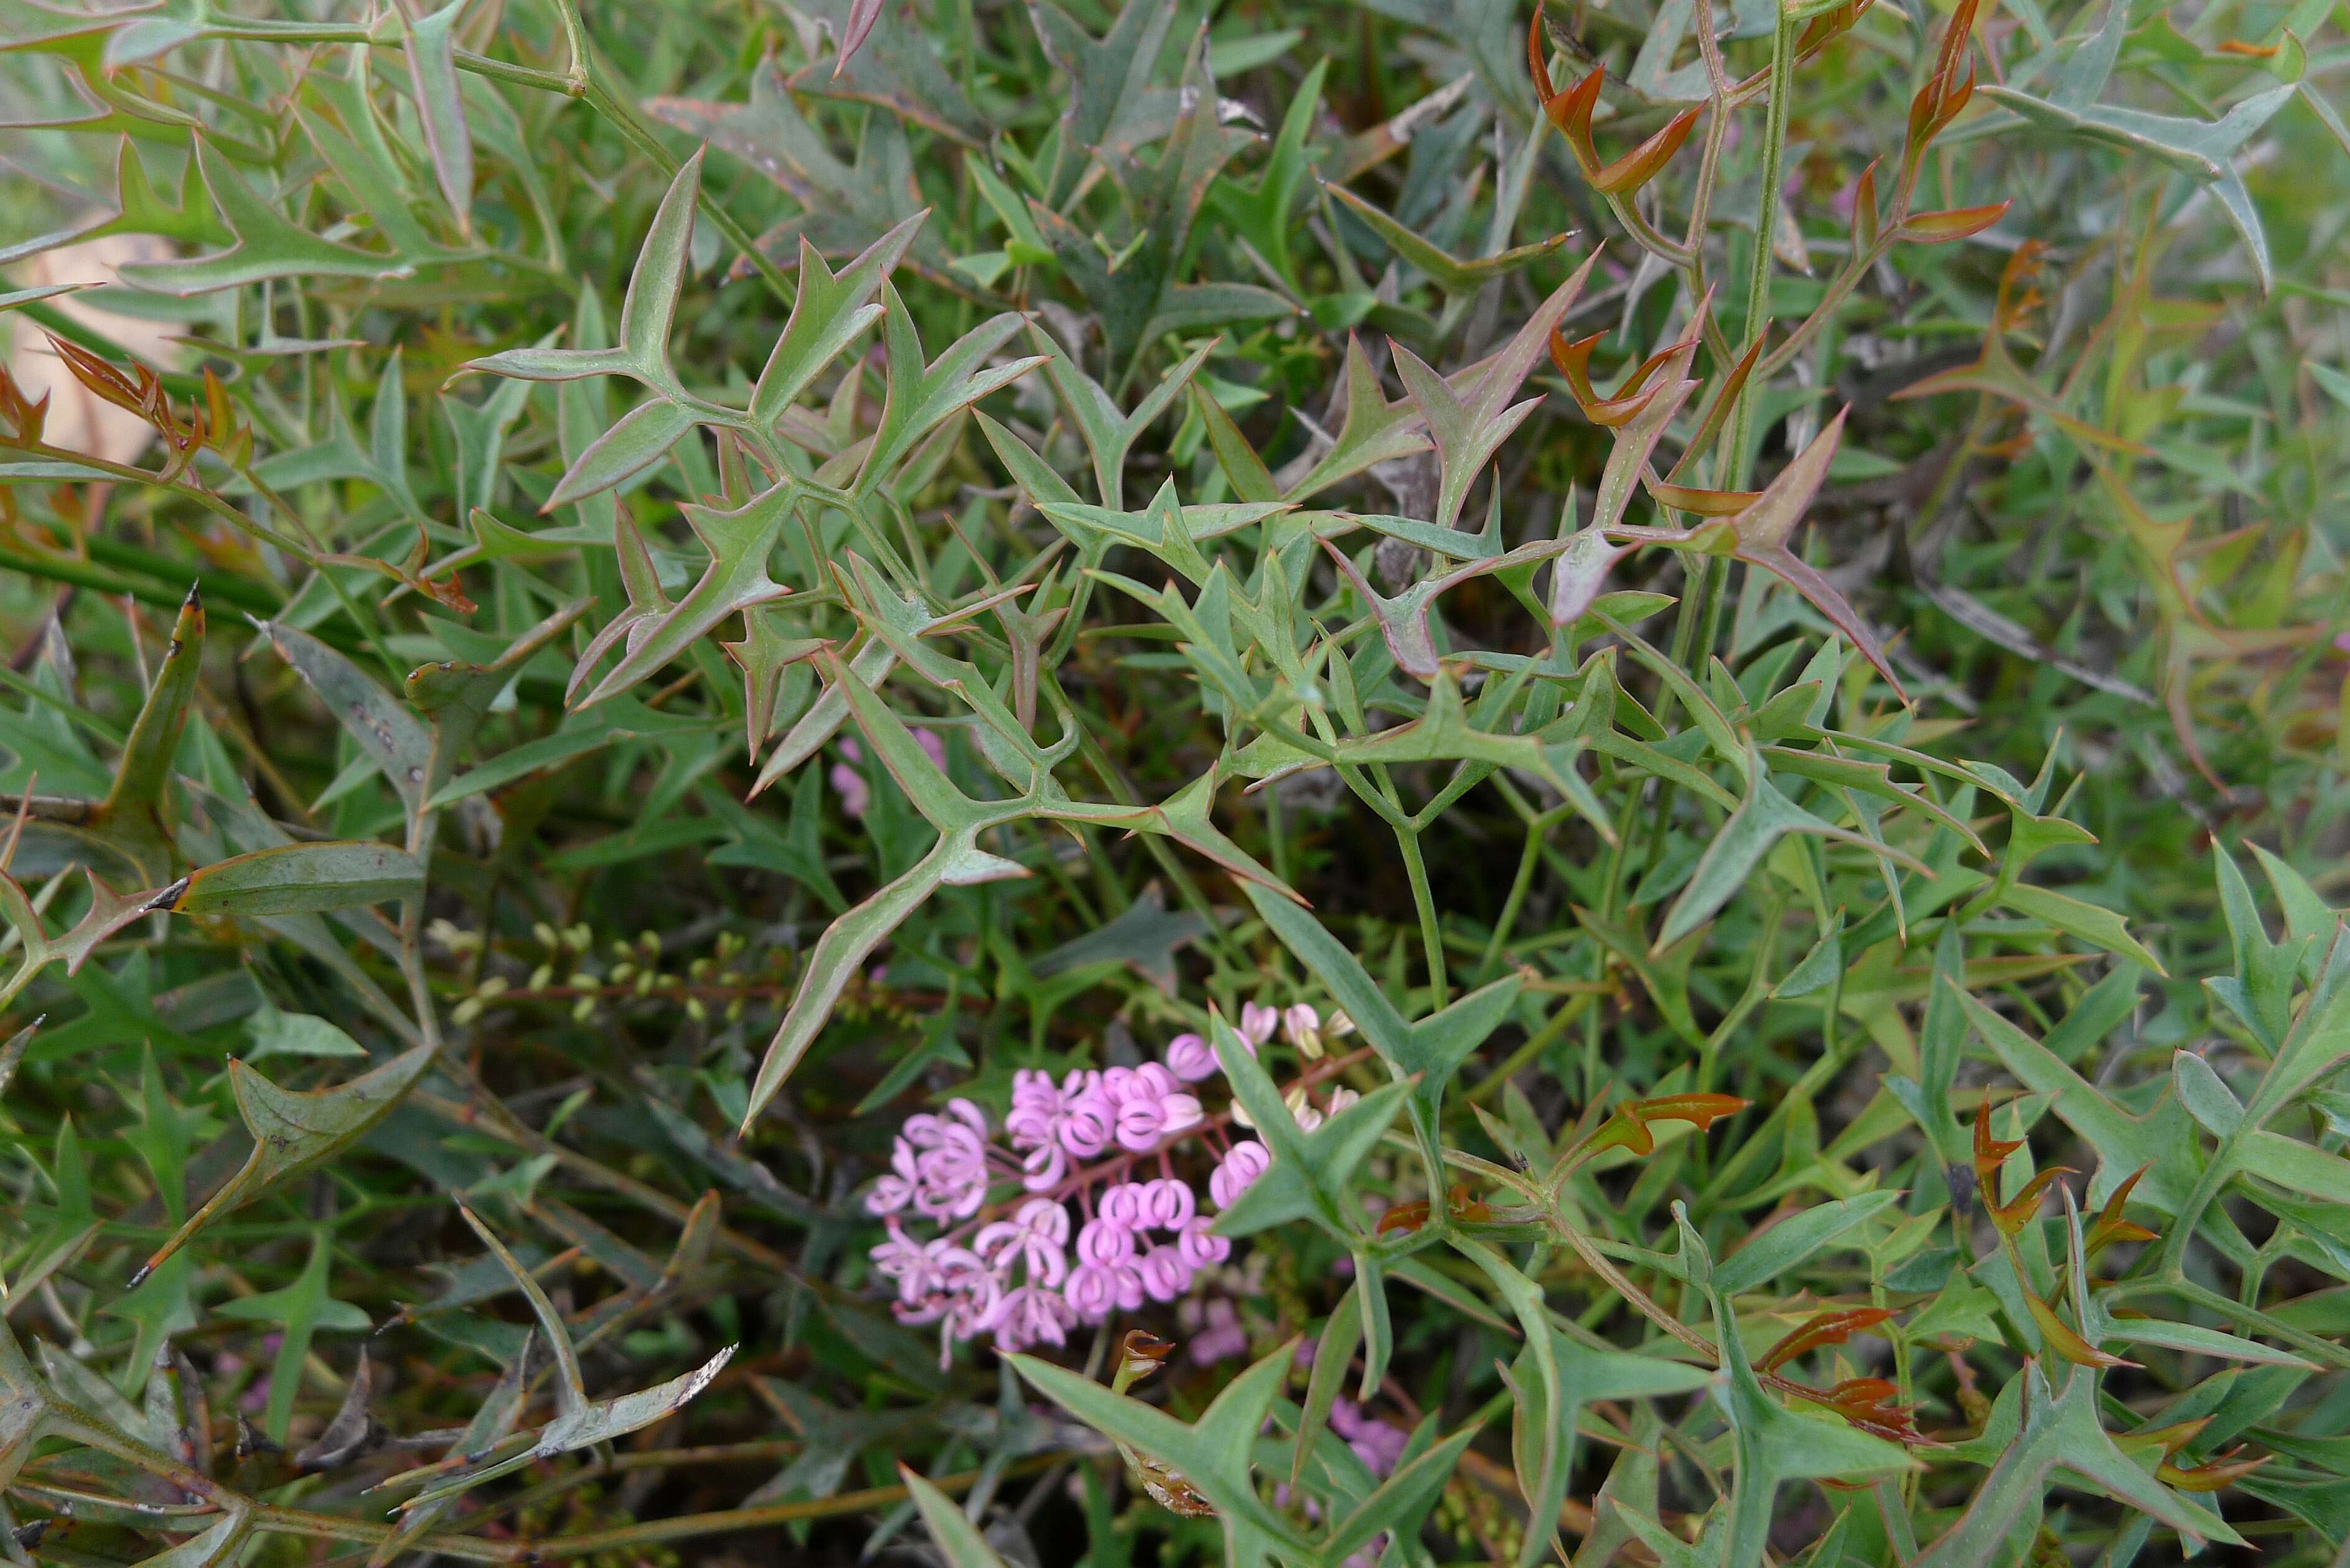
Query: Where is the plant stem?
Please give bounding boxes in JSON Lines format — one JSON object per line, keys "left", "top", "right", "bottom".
{"left": 1725, "top": 5, "right": 1799, "bottom": 495}
{"left": 1396, "top": 823, "right": 1448, "bottom": 1006}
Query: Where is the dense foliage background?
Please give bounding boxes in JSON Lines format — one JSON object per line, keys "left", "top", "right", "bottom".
{"left": 1, "top": 0, "right": 2348, "bottom": 1561}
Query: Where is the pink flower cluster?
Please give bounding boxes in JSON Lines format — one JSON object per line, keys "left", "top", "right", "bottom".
{"left": 864, "top": 1099, "right": 992, "bottom": 1220}
{"left": 1004, "top": 1062, "right": 1204, "bottom": 1188}
{"left": 865, "top": 1030, "right": 1278, "bottom": 1364}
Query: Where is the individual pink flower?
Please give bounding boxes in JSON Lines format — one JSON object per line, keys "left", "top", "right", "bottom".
{"left": 1281, "top": 1003, "right": 1321, "bottom": 1053}
{"left": 1106, "top": 1064, "right": 1201, "bottom": 1150}
{"left": 940, "top": 1271, "right": 1003, "bottom": 1358}
{"left": 1240, "top": 1002, "right": 1278, "bottom": 1048}
{"left": 1164, "top": 1032, "right": 1217, "bottom": 1083}
{"left": 992, "top": 1286, "right": 1078, "bottom": 1353}
{"left": 1076, "top": 1213, "right": 1137, "bottom": 1267}
{"left": 869, "top": 1221, "right": 934, "bottom": 1300}
{"left": 973, "top": 1197, "right": 1071, "bottom": 1287}
{"left": 1210, "top": 1140, "right": 1270, "bottom": 1208}
{"left": 891, "top": 1239, "right": 993, "bottom": 1328}
{"left": 1097, "top": 1180, "right": 1148, "bottom": 1230}
{"left": 1177, "top": 1215, "right": 1230, "bottom": 1269}
{"left": 864, "top": 1135, "right": 924, "bottom": 1215}
{"left": 1071, "top": 1260, "right": 1133, "bottom": 1325}
{"left": 1159, "top": 1088, "right": 1203, "bottom": 1137}
{"left": 1006, "top": 1069, "right": 1080, "bottom": 1189}
{"left": 1063, "top": 1263, "right": 1123, "bottom": 1321}
{"left": 1136, "top": 1243, "right": 1194, "bottom": 1302}
{"left": 1011, "top": 1140, "right": 1063, "bottom": 1190}
{"left": 1059, "top": 1075, "right": 1116, "bottom": 1159}
{"left": 1113, "top": 1093, "right": 1169, "bottom": 1150}
{"left": 1138, "top": 1177, "right": 1196, "bottom": 1231}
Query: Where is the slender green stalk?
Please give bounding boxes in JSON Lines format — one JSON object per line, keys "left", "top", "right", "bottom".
{"left": 1466, "top": 990, "right": 1594, "bottom": 1105}
{"left": 1396, "top": 823, "right": 1448, "bottom": 1006}
{"left": 1724, "top": 6, "right": 1801, "bottom": 494}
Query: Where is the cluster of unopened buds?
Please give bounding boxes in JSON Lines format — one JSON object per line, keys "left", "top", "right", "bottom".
{"left": 430, "top": 920, "right": 766, "bottom": 1026}
{"left": 866, "top": 1002, "right": 1353, "bottom": 1362}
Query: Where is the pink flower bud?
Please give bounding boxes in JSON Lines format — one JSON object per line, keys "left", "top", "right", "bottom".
{"left": 1132, "top": 1063, "right": 1179, "bottom": 1101}
{"left": 1136, "top": 1244, "right": 1194, "bottom": 1302}
{"left": 1060, "top": 1086, "right": 1115, "bottom": 1158}
{"left": 1164, "top": 1032, "right": 1217, "bottom": 1082}
{"left": 1177, "top": 1216, "right": 1230, "bottom": 1269}
{"left": 1063, "top": 1264, "right": 1122, "bottom": 1321}
{"left": 1115, "top": 1095, "right": 1166, "bottom": 1150}
{"left": 1098, "top": 1182, "right": 1148, "bottom": 1230}
{"left": 1210, "top": 1139, "right": 1270, "bottom": 1209}
{"left": 1139, "top": 1177, "right": 1196, "bottom": 1230}
{"left": 1077, "top": 1215, "right": 1136, "bottom": 1267}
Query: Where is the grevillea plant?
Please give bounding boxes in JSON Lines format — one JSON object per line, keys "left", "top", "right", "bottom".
{"left": 1, "top": 0, "right": 2348, "bottom": 1562}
